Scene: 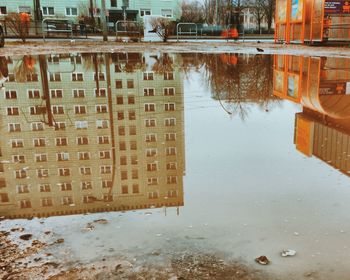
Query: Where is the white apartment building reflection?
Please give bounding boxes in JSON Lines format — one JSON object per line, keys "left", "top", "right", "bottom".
{"left": 0, "top": 52, "right": 185, "bottom": 219}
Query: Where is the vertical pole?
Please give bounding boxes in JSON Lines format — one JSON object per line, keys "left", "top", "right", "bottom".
{"left": 101, "top": 0, "right": 108, "bottom": 41}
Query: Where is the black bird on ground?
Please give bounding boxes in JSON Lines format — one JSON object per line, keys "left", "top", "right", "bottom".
{"left": 256, "top": 47, "right": 264, "bottom": 52}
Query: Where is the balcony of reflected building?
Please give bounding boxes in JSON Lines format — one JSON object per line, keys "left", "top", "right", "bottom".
{"left": 273, "top": 54, "right": 350, "bottom": 176}
{"left": 0, "top": 52, "right": 185, "bottom": 219}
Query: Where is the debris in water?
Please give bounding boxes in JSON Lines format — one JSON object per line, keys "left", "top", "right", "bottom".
{"left": 255, "top": 256, "right": 270, "bottom": 265}
{"left": 19, "top": 234, "right": 33, "bottom": 241}
{"left": 93, "top": 219, "right": 108, "bottom": 224}
{"left": 281, "top": 249, "right": 297, "bottom": 257}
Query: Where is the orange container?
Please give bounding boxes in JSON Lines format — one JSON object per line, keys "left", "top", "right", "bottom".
{"left": 275, "top": 0, "right": 350, "bottom": 43}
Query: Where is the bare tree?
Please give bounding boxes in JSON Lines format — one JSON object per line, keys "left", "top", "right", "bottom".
{"left": 249, "top": 0, "right": 265, "bottom": 33}
{"left": 150, "top": 17, "right": 173, "bottom": 42}
{"left": 4, "top": 13, "right": 30, "bottom": 42}
{"left": 262, "top": 0, "right": 275, "bottom": 33}
{"left": 180, "top": 0, "right": 205, "bottom": 23}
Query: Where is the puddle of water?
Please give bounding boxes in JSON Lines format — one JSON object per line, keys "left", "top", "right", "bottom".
{"left": 1, "top": 53, "right": 350, "bottom": 279}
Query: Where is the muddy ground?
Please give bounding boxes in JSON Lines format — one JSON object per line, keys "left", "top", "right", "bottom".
{"left": 0, "top": 40, "right": 349, "bottom": 57}
{"left": 0, "top": 225, "right": 274, "bottom": 280}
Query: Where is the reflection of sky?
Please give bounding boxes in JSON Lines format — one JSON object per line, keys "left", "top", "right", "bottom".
{"left": 291, "top": 0, "right": 299, "bottom": 18}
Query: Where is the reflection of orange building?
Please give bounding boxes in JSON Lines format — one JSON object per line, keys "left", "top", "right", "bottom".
{"left": 274, "top": 54, "right": 350, "bottom": 175}
{"left": 0, "top": 53, "right": 185, "bottom": 219}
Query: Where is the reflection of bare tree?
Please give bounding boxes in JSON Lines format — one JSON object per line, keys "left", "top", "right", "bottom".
{"left": 13, "top": 56, "right": 36, "bottom": 82}
{"left": 181, "top": 53, "right": 279, "bottom": 119}
{"left": 151, "top": 53, "right": 174, "bottom": 74}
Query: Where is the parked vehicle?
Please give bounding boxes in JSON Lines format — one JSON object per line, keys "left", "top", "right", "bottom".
{"left": 0, "top": 23, "right": 4, "bottom": 47}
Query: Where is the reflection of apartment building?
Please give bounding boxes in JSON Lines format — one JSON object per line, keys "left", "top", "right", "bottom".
{"left": 273, "top": 54, "right": 350, "bottom": 175}
{"left": 0, "top": 52, "right": 185, "bottom": 219}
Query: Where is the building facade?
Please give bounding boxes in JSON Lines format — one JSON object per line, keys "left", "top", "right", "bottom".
{"left": 0, "top": 52, "right": 185, "bottom": 219}
{"left": 0, "top": 0, "right": 181, "bottom": 23}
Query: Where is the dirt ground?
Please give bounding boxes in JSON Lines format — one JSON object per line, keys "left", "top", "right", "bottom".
{"left": 0, "top": 40, "right": 349, "bottom": 57}
{"left": 0, "top": 227, "right": 274, "bottom": 280}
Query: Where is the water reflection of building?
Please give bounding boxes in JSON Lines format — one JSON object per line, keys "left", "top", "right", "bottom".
{"left": 273, "top": 55, "right": 350, "bottom": 175}
{"left": 0, "top": 53, "right": 185, "bottom": 219}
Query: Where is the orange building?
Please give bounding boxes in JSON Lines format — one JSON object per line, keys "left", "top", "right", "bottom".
{"left": 275, "top": 0, "right": 350, "bottom": 43}
{"left": 273, "top": 54, "right": 350, "bottom": 175}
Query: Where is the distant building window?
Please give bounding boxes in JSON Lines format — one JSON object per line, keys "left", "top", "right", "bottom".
{"left": 115, "top": 80, "right": 122, "bottom": 88}
{"left": 129, "top": 110, "right": 136, "bottom": 120}
{"left": 163, "top": 87, "right": 175, "bottom": 96}
{"left": 5, "top": 90, "right": 17, "bottom": 99}
{"left": 164, "top": 72, "right": 174, "bottom": 80}
{"left": 51, "top": 89, "right": 63, "bottom": 98}
{"left": 77, "top": 136, "right": 89, "bottom": 145}
{"left": 96, "top": 104, "right": 108, "bottom": 113}
{"left": 165, "top": 132, "right": 176, "bottom": 141}
{"left": 78, "top": 151, "right": 90, "bottom": 160}
{"left": 116, "top": 96, "right": 123, "bottom": 104}
{"left": 165, "top": 103, "right": 175, "bottom": 111}
{"left": 146, "top": 148, "right": 157, "bottom": 157}
{"left": 17, "top": 184, "right": 29, "bottom": 194}
{"left": 81, "top": 181, "right": 93, "bottom": 190}
{"left": 74, "top": 105, "right": 87, "bottom": 114}
{"left": 132, "top": 184, "right": 139, "bottom": 194}
{"left": 95, "top": 88, "right": 106, "bottom": 97}
{"left": 12, "top": 155, "right": 25, "bottom": 163}
{"left": 73, "top": 89, "right": 85, "bottom": 98}
{"left": 94, "top": 72, "right": 105, "bottom": 81}
{"left": 58, "top": 168, "right": 70, "bottom": 176}
{"left": 161, "top": 9, "right": 172, "bottom": 18}
{"left": 128, "top": 95, "right": 135, "bottom": 104}
{"left": 75, "top": 121, "right": 88, "bottom": 129}
{"left": 20, "top": 199, "right": 31, "bottom": 208}
{"left": 62, "top": 196, "right": 73, "bottom": 205}
{"left": 121, "top": 185, "right": 128, "bottom": 194}
{"left": 11, "top": 139, "right": 24, "bottom": 148}
{"left": 143, "top": 72, "right": 153, "bottom": 80}
{"left": 140, "top": 9, "right": 151, "bottom": 16}
{"left": 42, "top": 7, "right": 54, "bottom": 15}
{"left": 165, "top": 118, "right": 176, "bottom": 126}
{"left": 145, "top": 118, "right": 156, "bottom": 127}
{"left": 66, "top": 7, "right": 78, "bottom": 16}
{"left": 96, "top": 120, "right": 109, "bottom": 129}
{"left": 7, "top": 107, "right": 19, "bottom": 116}
{"left": 80, "top": 167, "right": 92, "bottom": 175}
{"left": 98, "top": 136, "right": 110, "bottom": 144}
{"left": 144, "top": 103, "right": 155, "bottom": 112}
{"left": 27, "top": 74, "right": 39, "bottom": 82}
{"left": 148, "top": 191, "right": 159, "bottom": 199}
{"left": 32, "top": 122, "right": 44, "bottom": 131}
{"left": 144, "top": 88, "right": 155, "bottom": 96}
{"left": 0, "top": 7, "right": 7, "bottom": 15}
{"left": 56, "top": 137, "right": 68, "bottom": 146}
{"left": 18, "top": 6, "right": 32, "bottom": 14}
{"left": 49, "top": 73, "right": 61, "bottom": 81}
{"left": 33, "top": 138, "right": 46, "bottom": 147}
{"left": 8, "top": 123, "right": 21, "bottom": 132}
{"left": 72, "top": 73, "right": 84, "bottom": 81}
{"left": 28, "top": 89, "right": 40, "bottom": 99}
{"left": 54, "top": 122, "right": 66, "bottom": 131}
{"left": 37, "top": 168, "right": 49, "bottom": 178}
{"left": 52, "top": 105, "right": 64, "bottom": 114}
{"left": 111, "top": 0, "right": 117, "bottom": 7}
{"left": 41, "top": 197, "right": 53, "bottom": 207}
{"left": 59, "top": 183, "right": 72, "bottom": 191}
{"left": 127, "top": 79, "right": 134, "bottom": 88}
